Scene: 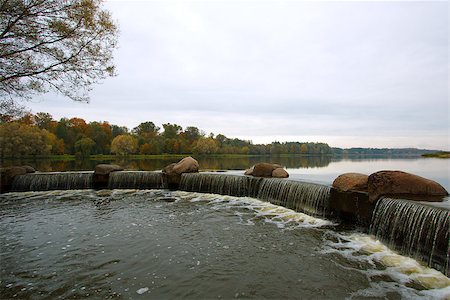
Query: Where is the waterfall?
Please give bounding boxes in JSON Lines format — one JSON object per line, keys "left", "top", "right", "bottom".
{"left": 179, "top": 173, "right": 331, "bottom": 217}
{"left": 257, "top": 178, "right": 331, "bottom": 217}
{"left": 11, "top": 172, "right": 93, "bottom": 191}
{"left": 370, "top": 198, "right": 450, "bottom": 276}
{"left": 179, "top": 173, "right": 262, "bottom": 197}
{"left": 108, "top": 171, "right": 167, "bottom": 189}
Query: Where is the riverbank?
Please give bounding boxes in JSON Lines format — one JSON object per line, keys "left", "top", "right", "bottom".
{"left": 422, "top": 151, "right": 450, "bottom": 158}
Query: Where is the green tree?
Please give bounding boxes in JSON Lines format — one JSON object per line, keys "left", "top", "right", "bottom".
{"left": 0, "top": 122, "right": 52, "bottom": 157}
{"left": 300, "top": 144, "right": 308, "bottom": 154}
{"left": 74, "top": 137, "right": 96, "bottom": 157}
{"left": 192, "top": 137, "right": 219, "bottom": 155}
{"left": 111, "top": 124, "right": 128, "bottom": 137}
{"left": 35, "top": 112, "right": 54, "bottom": 130}
{"left": 55, "top": 118, "right": 69, "bottom": 141}
{"left": 139, "top": 143, "right": 153, "bottom": 155}
{"left": 110, "top": 135, "right": 138, "bottom": 155}
{"left": 89, "top": 121, "right": 111, "bottom": 154}
{"left": 0, "top": 0, "right": 118, "bottom": 104}
{"left": 162, "top": 123, "right": 182, "bottom": 139}
{"left": 215, "top": 134, "right": 227, "bottom": 147}
{"left": 183, "top": 126, "right": 201, "bottom": 142}
{"left": 164, "top": 138, "right": 180, "bottom": 154}
{"left": 133, "top": 121, "right": 159, "bottom": 137}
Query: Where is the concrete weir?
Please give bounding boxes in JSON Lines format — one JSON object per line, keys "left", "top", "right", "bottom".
{"left": 329, "top": 188, "right": 376, "bottom": 227}
{"left": 5, "top": 169, "right": 374, "bottom": 225}
{"left": 2, "top": 169, "right": 449, "bottom": 276}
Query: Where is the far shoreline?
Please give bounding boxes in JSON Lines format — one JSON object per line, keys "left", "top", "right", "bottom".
{"left": 422, "top": 152, "right": 450, "bottom": 159}
{"left": 1, "top": 152, "right": 449, "bottom": 162}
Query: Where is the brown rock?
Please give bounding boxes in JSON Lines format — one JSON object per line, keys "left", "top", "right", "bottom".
{"left": 272, "top": 168, "right": 289, "bottom": 178}
{"left": 21, "top": 165, "right": 36, "bottom": 173}
{"left": 171, "top": 156, "right": 199, "bottom": 175}
{"left": 333, "top": 173, "right": 368, "bottom": 192}
{"left": 0, "top": 166, "right": 27, "bottom": 193}
{"left": 2, "top": 166, "right": 27, "bottom": 177}
{"left": 252, "top": 163, "right": 281, "bottom": 177}
{"left": 368, "top": 170, "right": 448, "bottom": 202}
{"left": 244, "top": 166, "right": 254, "bottom": 176}
{"left": 94, "top": 164, "right": 123, "bottom": 175}
{"left": 93, "top": 164, "right": 123, "bottom": 189}
{"left": 162, "top": 163, "right": 177, "bottom": 175}
{"left": 162, "top": 157, "right": 199, "bottom": 189}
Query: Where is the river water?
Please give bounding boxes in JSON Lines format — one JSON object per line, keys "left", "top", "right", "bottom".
{"left": 2, "top": 156, "right": 449, "bottom": 191}
{"left": 1, "top": 189, "right": 449, "bottom": 299}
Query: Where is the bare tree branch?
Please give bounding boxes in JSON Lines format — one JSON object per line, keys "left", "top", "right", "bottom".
{"left": 0, "top": 0, "right": 118, "bottom": 107}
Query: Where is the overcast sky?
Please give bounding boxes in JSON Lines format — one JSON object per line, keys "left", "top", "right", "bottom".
{"left": 28, "top": 0, "right": 449, "bottom": 150}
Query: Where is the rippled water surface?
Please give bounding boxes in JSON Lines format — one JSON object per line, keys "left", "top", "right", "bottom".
{"left": 1, "top": 190, "right": 449, "bottom": 299}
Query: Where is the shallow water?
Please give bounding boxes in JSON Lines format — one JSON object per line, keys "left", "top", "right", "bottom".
{"left": 1, "top": 190, "right": 449, "bottom": 299}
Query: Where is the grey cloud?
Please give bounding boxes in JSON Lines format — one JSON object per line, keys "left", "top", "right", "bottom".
{"left": 27, "top": 0, "right": 448, "bottom": 149}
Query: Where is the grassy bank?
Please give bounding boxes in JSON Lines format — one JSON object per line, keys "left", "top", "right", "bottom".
{"left": 421, "top": 152, "right": 450, "bottom": 158}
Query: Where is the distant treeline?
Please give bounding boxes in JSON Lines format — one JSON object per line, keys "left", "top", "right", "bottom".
{"left": 332, "top": 147, "right": 437, "bottom": 157}
{"left": 0, "top": 112, "right": 438, "bottom": 158}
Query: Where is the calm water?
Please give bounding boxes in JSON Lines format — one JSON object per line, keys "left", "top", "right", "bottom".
{"left": 1, "top": 190, "right": 449, "bottom": 299}
{"left": 3, "top": 156, "right": 449, "bottom": 191}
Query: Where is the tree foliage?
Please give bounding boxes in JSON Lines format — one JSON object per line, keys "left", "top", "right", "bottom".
{"left": 0, "top": 112, "right": 337, "bottom": 158}
{"left": 74, "top": 137, "right": 95, "bottom": 157}
{"left": 0, "top": 0, "right": 118, "bottom": 104}
{"left": 132, "top": 121, "right": 159, "bottom": 136}
{"left": 0, "top": 121, "right": 54, "bottom": 157}
{"left": 192, "top": 137, "right": 219, "bottom": 155}
{"left": 162, "top": 123, "right": 182, "bottom": 139}
{"left": 110, "top": 134, "right": 138, "bottom": 156}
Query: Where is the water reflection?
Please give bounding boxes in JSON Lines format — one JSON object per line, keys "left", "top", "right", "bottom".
{"left": 2, "top": 155, "right": 332, "bottom": 172}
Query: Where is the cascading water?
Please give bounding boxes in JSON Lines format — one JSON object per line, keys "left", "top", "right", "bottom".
{"left": 11, "top": 172, "right": 93, "bottom": 191}
{"left": 370, "top": 197, "right": 450, "bottom": 276}
{"left": 107, "top": 171, "right": 167, "bottom": 189}
{"left": 179, "top": 173, "right": 331, "bottom": 217}
{"left": 179, "top": 173, "right": 262, "bottom": 197}
{"left": 257, "top": 178, "right": 331, "bottom": 217}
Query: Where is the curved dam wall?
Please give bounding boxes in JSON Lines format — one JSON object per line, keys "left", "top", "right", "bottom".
{"left": 6, "top": 171, "right": 450, "bottom": 276}
{"left": 11, "top": 172, "right": 94, "bottom": 191}
{"left": 179, "top": 173, "right": 331, "bottom": 218}
{"left": 370, "top": 198, "right": 449, "bottom": 276}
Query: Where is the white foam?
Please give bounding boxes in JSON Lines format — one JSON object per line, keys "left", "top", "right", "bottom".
{"left": 322, "top": 232, "right": 450, "bottom": 299}
{"left": 136, "top": 287, "right": 149, "bottom": 294}
{"left": 172, "top": 191, "right": 333, "bottom": 228}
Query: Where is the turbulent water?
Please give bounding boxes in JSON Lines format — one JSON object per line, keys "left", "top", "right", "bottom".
{"left": 370, "top": 198, "right": 450, "bottom": 276}
{"left": 179, "top": 173, "right": 331, "bottom": 217}
{"left": 1, "top": 190, "right": 449, "bottom": 299}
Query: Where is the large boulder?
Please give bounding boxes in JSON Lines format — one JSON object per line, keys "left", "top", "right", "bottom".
{"left": 244, "top": 166, "right": 254, "bottom": 176}
{"left": 0, "top": 166, "right": 28, "bottom": 193}
{"left": 368, "top": 170, "right": 448, "bottom": 202}
{"left": 162, "top": 157, "right": 199, "bottom": 189}
{"left": 93, "top": 164, "right": 124, "bottom": 189}
{"left": 272, "top": 167, "right": 289, "bottom": 178}
{"left": 252, "top": 163, "right": 282, "bottom": 177}
{"left": 94, "top": 164, "right": 123, "bottom": 175}
{"left": 21, "top": 165, "right": 36, "bottom": 173}
{"left": 333, "top": 173, "right": 368, "bottom": 192}
{"left": 163, "top": 157, "right": 199, "bottom": 176}
{"left": 244, "top": 169, "right": 253, "bottom": 176}
{"left": 162, "top": 163, "right": 177, "bottom": 175}
{"left": 245, "top": 163, "right": 289, "bottom": 178}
